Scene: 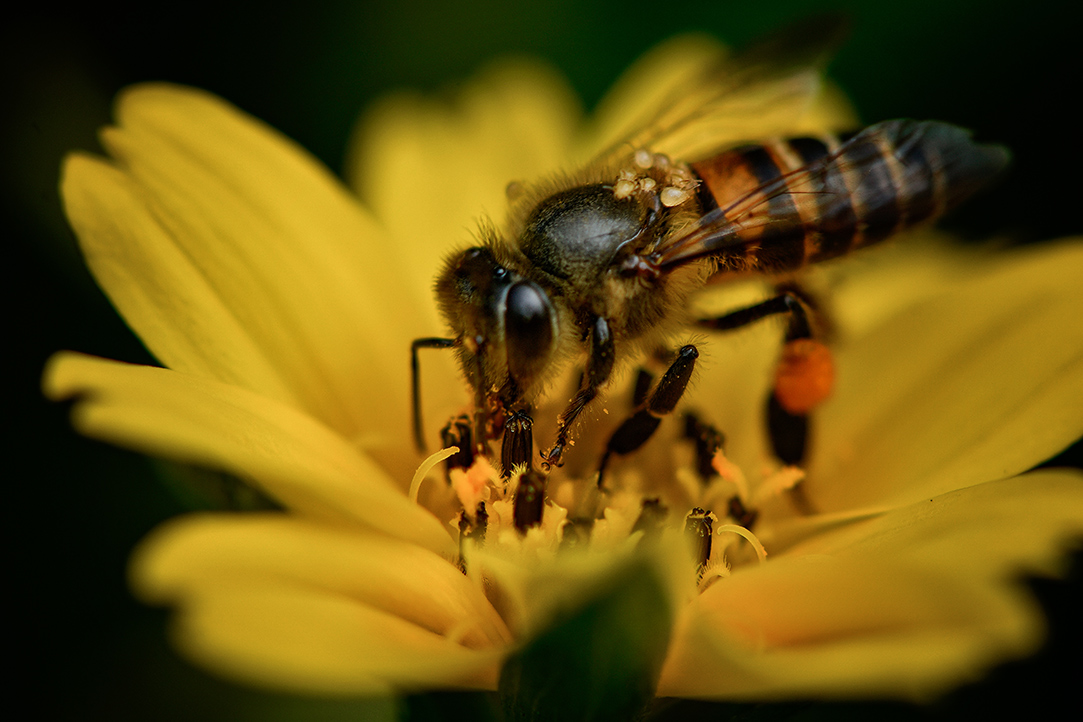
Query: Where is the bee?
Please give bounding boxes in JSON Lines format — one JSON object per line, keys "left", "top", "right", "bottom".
{"left": 411, "top": 21, "right": 1009, "bottom": 491}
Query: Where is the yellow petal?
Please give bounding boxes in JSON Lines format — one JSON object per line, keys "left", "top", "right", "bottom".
{"left": 659, "top": 553, "right": 1041, "bottom": 700}
{"left": 348, "top": 60, "right": 580, "bottom": 331}
{"left": 62, "top": 83, "right": 423, "bottom": 442}
{"left": 43, "top": 352, "right": 453, "bottom": 554}
{"left": 787, "top": 469, "right": 1083, "bottom": 580}
{"left": 171, "top": 587, "right": 502, "bottom": 695}
{"left": 132, "top": 514, "right": 510, "bottom": 649}
{"left": 811, "top": 239, "right": 1083, "bottom": 510}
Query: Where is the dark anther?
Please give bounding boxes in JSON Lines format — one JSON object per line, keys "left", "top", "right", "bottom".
{"left": 469, "top": 501, "right": 488, "bottom": 542}
{"left": 682, "top": 412, "right": 726, "bottom": 483}
{"left": 440, "top": 415, "right": 475, "bottom": 480}
{"left": 631, "top": 497, "right": 668, "bottom": 537}
{"left": 684, "top": 507, "right": 713, "bottom": 573}
{"left": 456, "top": 502, "right": 490, "bottom": 574}
{"left": 513, "top": 469, "right": 547, "bottom": 533}
{"left": 767, "top": 391, "right": 808, "bottom": 465}
{"left": 559, "top": 517, "right": 595, "bottom": 549}
{"left": 501, "top": 409, "right": 534, "bottom": 478}
{"left": 727, "top": 496, "right": 758, "bottom": 529}
{"left": 456, "top": 511, "right": 471, "bottom": 574}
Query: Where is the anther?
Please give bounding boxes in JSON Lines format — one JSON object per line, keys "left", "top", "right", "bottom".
{"left": 469, "top": 501, "right": 488, "bottom": 542}
{"left": 440, "top": 415, "right": 475, "bottom": 480}
{"left": 685, "top": 507, "right": 713, "bottom": 573}
{"left": 500, "top": 409, "right": 534, "bottom": 478}
{"left": 513, "top": 469, "right": 547, "bottom": 533}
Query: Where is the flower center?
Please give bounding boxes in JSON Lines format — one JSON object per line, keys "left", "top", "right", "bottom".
{"left": 411, "top": 424, "right": 797, "bottom": 591}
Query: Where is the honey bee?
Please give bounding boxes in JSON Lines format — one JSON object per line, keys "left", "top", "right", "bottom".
{"left": 411, "top": 22, "right": 1009, "bottom": 489}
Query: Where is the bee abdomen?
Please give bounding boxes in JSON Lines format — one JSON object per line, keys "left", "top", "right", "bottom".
{"left": 691, "top": 120, "right": 1009, "bottom": 273}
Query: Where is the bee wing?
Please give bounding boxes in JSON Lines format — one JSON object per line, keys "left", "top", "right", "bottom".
{"left": 653, "top": 119, "right": 1011, "bottom": 271}
{"left": 583, "top": 16, "right": 850, "bottom": 167}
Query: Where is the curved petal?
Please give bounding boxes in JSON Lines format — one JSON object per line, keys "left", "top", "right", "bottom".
{"left": 660, "top": 470, "right": 1083, "bottom": 700}
{"left": 170, "top": 587, "right": 502, "bottom": 695}
{"left": 43, "top": 352, "right": 453, "bottom": 554}
{"left": 659, "top": 553, "right": 1041, "bottom": 700}
{"left": 786, "top": 469, "right": 1083, "bottom": 578}
{"left": 62, "top": 83, "right": 423, "bottom": 442}
{"left": 132, "top": 514, "right": 510, "bottom": 648}
{"left": 811, "top": 239, "right": 1083, "bottom": 510}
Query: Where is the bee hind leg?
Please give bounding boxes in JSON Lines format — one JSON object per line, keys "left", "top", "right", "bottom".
{"left": 697, "top": 287, "right": 834, "bottom": 468}
{"left": 596, "top": 345, "right": 699, "bottom": 490}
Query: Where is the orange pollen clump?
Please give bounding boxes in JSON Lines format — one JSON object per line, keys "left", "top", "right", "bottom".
{"left": 773, "top": 338, "right": 836, "bottom": 414}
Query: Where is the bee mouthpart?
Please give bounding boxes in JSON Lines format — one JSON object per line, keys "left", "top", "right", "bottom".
{"left": 618, "top": 254, "right": 661, "bottom": 280}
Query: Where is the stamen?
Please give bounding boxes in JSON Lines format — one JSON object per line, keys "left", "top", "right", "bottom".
{"left": 411, "top": 446, "right": 459, "bottom": 503}
{"left": 714, "top": 523, "right": 767, "bottom": 564}
{"left": 684, "top": 507, "right": 714, "bottom": 573}
{"left": 440, "top": 415, "right": 475, "bottom": 478}
{"left": 470, "top": 502, "right": 489, "bottom": 542}
{"left": 711, "top": 450, "right": 749, "bottom": 502}
{"left": 697, "top": 564, "right": 731, "bottom": 592}
{"left": 513, "top": 469, "right": 547, "bottom": 533}
{"left": 450, "top": 456, "right": 498, "bottom": 512}
{"left": 500, "top": 410, "right": 533, "bottom": 478}
{"left": 749, "top": 465, "right": 805, "bottom": 506}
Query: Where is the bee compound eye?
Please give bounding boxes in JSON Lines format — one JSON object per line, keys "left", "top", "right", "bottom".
{"left": 504, "top": 282, "right": 554, "bottom": 389}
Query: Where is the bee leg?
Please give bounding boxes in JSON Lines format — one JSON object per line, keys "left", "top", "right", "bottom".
{"left": 543, "top": 316, "right": 615, "bottom": 469}
{"left": 410, "top": 336, "right": 457, "bottom": 452}
{"left": 500, "top": 409, "right": 534, "bottom": 478}
{"left": 698, "top": 288, "right": 834, "bottom": 466}
{"left": 597, "top": 345, "right": 699, "bottom": 490}
{"left": 631, "top": 367, "right": 655, "bottom": 407}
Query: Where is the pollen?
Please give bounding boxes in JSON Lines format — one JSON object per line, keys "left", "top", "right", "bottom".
{"left": 660, "top": 186, "right": 692, "bottom": 207}
{"left": 614, "top": 179, "right": 637, "bottom": 199}
{"left": 774, "top": 338, "right": 836, "bottom": 414}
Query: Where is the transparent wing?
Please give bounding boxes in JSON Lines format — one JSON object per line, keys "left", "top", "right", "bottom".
{"left": 582, "top": 16, "right": 851, "bottom": 168}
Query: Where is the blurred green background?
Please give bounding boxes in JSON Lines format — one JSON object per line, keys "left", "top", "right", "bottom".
{"left": 6, "top": 1, "right": 1080, "bottom": 720}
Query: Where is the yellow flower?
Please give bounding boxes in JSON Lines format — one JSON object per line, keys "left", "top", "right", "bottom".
{"left": 44, "top": 37, "right": 1083, "bottom": 706}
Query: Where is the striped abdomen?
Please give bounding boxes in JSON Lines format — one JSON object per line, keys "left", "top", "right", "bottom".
{"left": 679, "top": 120, "right": 1009, "bottom": 275}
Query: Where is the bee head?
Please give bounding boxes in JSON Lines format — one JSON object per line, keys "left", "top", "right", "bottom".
{"left": 435, "top": 245, "right": 556, "bottom": 407}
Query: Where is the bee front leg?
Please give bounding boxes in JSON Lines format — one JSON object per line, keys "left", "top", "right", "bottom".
{"left": 500, "top": 409, "right": 534, "bottom": 478}
{"left": 597, "top": 345, "right": 699, "bottom": 490}
{"left": 543, "top": 316, "right": 615, "bottom": 469}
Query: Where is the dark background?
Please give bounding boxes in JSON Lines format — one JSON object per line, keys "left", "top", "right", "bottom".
{"left": 6, "top": 1, "right": 1081, "bottom": 720}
